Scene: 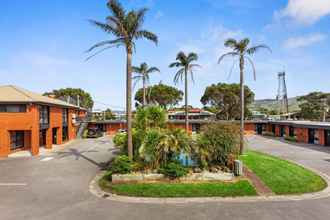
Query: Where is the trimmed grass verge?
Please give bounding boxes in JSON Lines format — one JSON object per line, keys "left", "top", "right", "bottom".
{"left": 240, "top": 151, "right": 327, "bottom": 195}
{"left": 99, "top": 178, "right": 257, "bottom": 198}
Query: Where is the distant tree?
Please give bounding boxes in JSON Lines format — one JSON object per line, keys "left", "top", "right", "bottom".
{"left": 104, "top": 108, "right": 116, "bottom": 120}
{"left": 169, "top": 51, "right": 201, "bottom": 132}
{"left": 298, "top": 92, "right": 330, "bottom": 121}
{"left": 44, "top": 88, "right": 94, "bottom": 109}
{"left": 132, "top": 62, "right": 160, "bottom": 107}
{"left": 135, "top": 83, "right": 183, "bottom": 109}
{"left": 200, "top": 83, "right": 255, "bottom": 120}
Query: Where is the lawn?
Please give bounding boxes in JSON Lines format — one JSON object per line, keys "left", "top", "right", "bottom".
{"left": 240, "top": 151, "right": 327, "bottom": 195}
{"left": 99, "top": 179, "right": 257, "bottom": 198}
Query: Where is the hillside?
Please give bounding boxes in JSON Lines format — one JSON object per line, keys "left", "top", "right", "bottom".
{"left": 250, "top": 97, "right": 301, "bottom": 112}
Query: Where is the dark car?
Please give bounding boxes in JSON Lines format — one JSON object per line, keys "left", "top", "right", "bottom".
{"left": 87, "top": 128, "right": 103, "bottom": 138}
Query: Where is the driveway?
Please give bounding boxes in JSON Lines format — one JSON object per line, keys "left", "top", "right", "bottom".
{"left": 1, "top": 135, "right": 330, "bottom": 220}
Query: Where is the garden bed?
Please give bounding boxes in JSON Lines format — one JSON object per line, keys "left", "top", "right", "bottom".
{"left": 111, "top": 171, "right": 234, "bottom": 184}
{"left": 240, "top": 151, "right": 327, "bottom": 195}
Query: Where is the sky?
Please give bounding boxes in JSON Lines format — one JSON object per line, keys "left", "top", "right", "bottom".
{"left": 1, "top": 0, "right": 330, "bottom": 110}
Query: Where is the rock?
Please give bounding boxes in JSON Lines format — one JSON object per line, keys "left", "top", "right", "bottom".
{"left": 210, "top": 167, "right": 218, "bottom": 173}
{"left": 193, "top": 167, "right": 202, "bottom": 173}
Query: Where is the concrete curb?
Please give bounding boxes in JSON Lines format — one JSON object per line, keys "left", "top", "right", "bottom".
{"left": 89, "top": 166, "right": 330, "bottom": 204}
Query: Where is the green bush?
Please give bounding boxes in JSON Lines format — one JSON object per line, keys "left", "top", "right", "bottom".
{"left": 139, "top": 128, "right": 192, "bottom": 169}
{"left": 113, "top": 132, "right": 126, "bottom": 147}
{"left": 195, "top": 123, "right": 240, "bottom": 169}
{"left": 159, "top": 162, "right": 189, "bottom": 179}
{"left": 134, "top": 105, "right": 167, "bottom": 131}
{"left": 285, "top": 136, "right": 297, "bottom": 142}
{"left": 103, "top": 170, "right": 113, "bottom": 181}
{"left": 110, "top": 156, "right": 133, "bottom": 174}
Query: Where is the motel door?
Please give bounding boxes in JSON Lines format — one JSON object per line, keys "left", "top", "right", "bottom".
{"left": 256, "top": 124, "right": 263, "bottom": 135}
{"left": 325, "top": 130, "right": 330, "bottom": 147}
{"left": 308, "top": 129, "right": 315, "bottom": 144}
{"left": 52, "top": 128, "right": 58, "bottom": 145}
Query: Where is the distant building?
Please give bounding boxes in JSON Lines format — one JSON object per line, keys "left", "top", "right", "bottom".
{"left": 168, "top": 108, "right": 215, "bottom": 121}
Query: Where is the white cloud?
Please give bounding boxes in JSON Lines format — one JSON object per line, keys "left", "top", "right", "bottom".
{"left": 276, "top": 0, "right": 330, "bottom": 25}
{"left": 283, "top": 33, "right": 327, "bottom": 49}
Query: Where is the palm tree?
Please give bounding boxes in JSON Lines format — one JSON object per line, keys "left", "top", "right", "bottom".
{"left": 169, "top": 52, "right": 200, "bottom": 133}
{"left": 218, "top": 38, "right": 271, "bottom": 155}
{"left": 87, "top": 0, "right": 158, "bottom": 160}
{"left": 132, "top": 62, "right": 160, "bottom": 106}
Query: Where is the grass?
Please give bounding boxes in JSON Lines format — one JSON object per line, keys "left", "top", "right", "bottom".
{"left": 240, "top": 151, "right": 327, "bottom": 195}
{"left": 99, "top": 178, "right": 257, "bottom": 198}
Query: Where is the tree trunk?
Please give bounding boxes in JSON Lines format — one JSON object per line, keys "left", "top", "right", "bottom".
{"left": 126, "top": 51, "right": 133, "bottom": 160}
{"left": 143, "top": 76, "right": 146, "bottom": 107}
{"left": 185, "top": 68, "right": 189, "bottom": 133}
{"left": 239, "top": 56, "right": 245, "bottom": 155}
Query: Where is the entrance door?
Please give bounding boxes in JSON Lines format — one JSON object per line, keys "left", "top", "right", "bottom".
{"left": 52, "top": 128, "right": 58, "bottom": 145}
{"left": 280, "top": 126, "right": 285, "bottom": 137}
{"left": 39, "top": 129, "right": 47, "bottom": 147}
{"left": 308, "top": 129, "right": 315, "bottom": 144}
{"left": 256, "top": 124, "right": 263, "bottom": 135}
{"left": 325, "top": 130, "right": 330, "bottom": 146}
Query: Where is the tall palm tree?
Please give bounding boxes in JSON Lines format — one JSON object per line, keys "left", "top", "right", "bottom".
{"left": 218, "top": 38, "right": 271, "bottom": 155}
{"left": 87, "top": 0, "right": 158, "bottom": 160}
{"left": 132, "top": 62, "right": 160, "bottom": 106}
{"left": 169, "top": 52, "right": 200, "bottom": 133}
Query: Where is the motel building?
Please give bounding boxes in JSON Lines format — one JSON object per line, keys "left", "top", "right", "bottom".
{"left": 246, "top": 120, "right": 330, "bottom": 147}
{"left": 0, "top": 85, "right": 86, "bottom": 157}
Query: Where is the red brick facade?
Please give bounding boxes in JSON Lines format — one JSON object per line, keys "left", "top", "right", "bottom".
{"left": 0, "top": 104, "right": 84, "bottom": 157}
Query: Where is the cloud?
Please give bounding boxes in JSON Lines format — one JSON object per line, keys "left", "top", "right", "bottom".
{"left": 283, "top": 33, "right": 327, "bottom": 49}
{"left": 276, "top": 0, "right": 330, "bottom": 25}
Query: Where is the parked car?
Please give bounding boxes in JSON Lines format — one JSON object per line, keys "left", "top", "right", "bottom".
{"left": 87, "top": 128, "right": 103, "bottom": 138}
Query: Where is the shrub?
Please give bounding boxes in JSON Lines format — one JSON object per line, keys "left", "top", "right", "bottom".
{"left": 103, "top": 170, "right": 113, "bottom": 181}
{"left": 159, "top": 162, "right": 189, "bottom": 179}
{"left": 134, "top": 105, "right": 167, "bottom": 131}
{"left": 139, "top": 128, "right": 192, "bottom": 169}
{"left": 113, "top": 129, "right": 144, "bottom": 159}
{"left": 195, "top": 123, "right": 240, "bottom": 169}
{"left": 285, "top": 136, "right": 297, "bottom": 142}
{"left": 113, "top": 132, "right": 126, "bottom": 147}
{"left": 110, "top": 155, "right": 133, "bottom": 174}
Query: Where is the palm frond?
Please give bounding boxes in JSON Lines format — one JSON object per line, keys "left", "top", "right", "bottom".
{"left": 187, "top": 52, "right": 198, "bottom": 63}
{"left": 169, "top": 62, "right": 182, "bottom": 68}
{"left": 89, "top": 19, "right": 120, "bottom": 36}
{"left": 146, "top": 67, "right": 160, "bottom": 73}
{"left": 86, "top": 38, "right": 124, "bottom": 52}
{"left": 224, "top": 38, "right": 238, "bottom": 48}
{"left": 173, "top": 68, "right": 185, "bottom": 84}
{"left": 245, "top": 56, "right": 257, "bottom": 81}
{"left": 107, "top": 0, "right": 126, "bottom": 22}
{"left": 246, "top": 44, "right": 272, "bottom": 55}
{"left": 135, "top": 30, "right": 158, "bottom": 45}
{"left": 132, "top": 66, "right": 142, "bottom": 73}
{"left": 218, "top": 52, "right": 239, "bottom": 64}
{"left": 85, "top": 45, "right": 118, "bottom": 61}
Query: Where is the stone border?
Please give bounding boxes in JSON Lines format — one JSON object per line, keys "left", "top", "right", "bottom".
{"left": 89, "top": 163, "right": 330, "bottom": 204}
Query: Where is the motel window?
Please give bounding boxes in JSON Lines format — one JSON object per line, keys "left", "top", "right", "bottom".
{"left": 0, "top": 104, "right": 26, "bottom": 113}
{"left": 10, "top": 131, "right": 24, "bottom": 150}
{"left": 62, "top": 109, "right": 68, "bottom": 125}
{"left": 39, "top": 106, "right": 49, "bottom": 125}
